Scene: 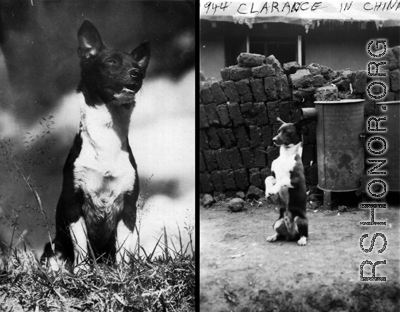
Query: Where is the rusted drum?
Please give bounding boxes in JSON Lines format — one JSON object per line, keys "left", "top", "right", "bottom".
{"left": 315, "top": 99, "right": 365, "bottom": 191}
{"left": 376, "top": 101, "right": 400, "bottom": 192}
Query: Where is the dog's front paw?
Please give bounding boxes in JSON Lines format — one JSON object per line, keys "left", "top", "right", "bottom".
{"left": 266, "top": 233, "right": 278, "bottom": 242}
{"left": 265, "top": 185, "right": 279, "bottom": 197}
{"left": 73, "top": 262, "right": 90, "bottom": 274}
{"left": 297, "top": 236, "right": 307, "bottom": 246}
{"left": 265, "top": 184, "right": 280, "bottom": 204}
{"left": 265, "top": 176, "right": 276, "bottom": 188}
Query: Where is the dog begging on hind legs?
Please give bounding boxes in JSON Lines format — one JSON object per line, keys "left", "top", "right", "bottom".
{"left": 40, "top": 19, "right": 150, "bottom": 272}
{"left": 265, "top": 117, "right": 308, "bottom": 246}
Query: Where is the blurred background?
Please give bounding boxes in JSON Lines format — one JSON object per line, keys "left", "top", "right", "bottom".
{"left": 0, "top": 0, "right": 195, "bottom": 257}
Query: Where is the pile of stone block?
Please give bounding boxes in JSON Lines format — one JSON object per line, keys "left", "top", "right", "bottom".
{"left": 200, "top": 47, "right": 400, "bottom": 197}
{"left": 200, "top": 53, "right": 316, "bottom": 197}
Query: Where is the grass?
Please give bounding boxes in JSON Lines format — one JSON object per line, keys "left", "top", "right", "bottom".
{"left": 0, "top": 227, "right": 195, "bottom": 312}
{"left": 0, "top": 172, "right": 195, "bottom": 311}
{"left": 0, "top": 121, "right": 196, "bottom": 312}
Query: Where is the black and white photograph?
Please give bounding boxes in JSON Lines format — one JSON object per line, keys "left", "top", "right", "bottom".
{"left": 0, "top": 1, "right": 195, "bottom": 310}
{"left": 200, "top": 1, "right": 400, "bottom": 310}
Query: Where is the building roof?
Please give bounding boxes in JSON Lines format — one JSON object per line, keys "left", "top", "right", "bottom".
{"left": 200, "top": 0, "right": 400, "bottom": 30}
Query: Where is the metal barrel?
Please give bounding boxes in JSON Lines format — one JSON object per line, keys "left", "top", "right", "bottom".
{"left": 376, "top": 101, "right": 400, "bottom": 192}
{"left": 314, "top": 99, "right": 365, "bottom": 191}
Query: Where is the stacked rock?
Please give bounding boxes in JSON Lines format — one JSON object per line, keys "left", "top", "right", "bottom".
{"left": 200, "top": 47, "right": 400, "bottom": 197}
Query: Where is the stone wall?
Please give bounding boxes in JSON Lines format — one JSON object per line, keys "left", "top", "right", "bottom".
{"left": 200, "top": 47, "right": 400, "bottom": 197}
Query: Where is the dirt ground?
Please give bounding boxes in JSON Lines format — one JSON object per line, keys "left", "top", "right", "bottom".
{"left": 200, "top": 196, "right": 400, "bottom": 312}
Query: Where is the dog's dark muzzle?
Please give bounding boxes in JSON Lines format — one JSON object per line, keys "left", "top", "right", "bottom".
{"left": 124, "top": 81, "right": 142, "bottom": 94}
{"left": 123, "top": 69, "right": 143, "bottom": 93}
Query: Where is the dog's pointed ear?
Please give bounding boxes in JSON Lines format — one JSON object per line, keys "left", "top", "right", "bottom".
{"left": 130, "top": 41, "right": 151, "bottom": 74}
{"left": 294, "top": 118, "right": 309, "bottom": 133}
{"left": 277, "top": 117, "right": 286, "bottom": 125}
{"left": 77, "top": 20, "right": 104, "bottom": 60}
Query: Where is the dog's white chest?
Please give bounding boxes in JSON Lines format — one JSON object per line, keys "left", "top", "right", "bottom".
{"left": 74, "top": 148, "right": 136, "bottom": 209}
{"left": 271, "top": 143, "right": 302, "bottom": 182}
{"left": 272, "top": 153, "right": 297, "bottom": 181}
{"left": 73, "top": 104, "right": 136, "bottom": 213}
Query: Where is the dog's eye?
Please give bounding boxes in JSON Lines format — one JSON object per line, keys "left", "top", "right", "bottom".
{"left": 106, "top": 59, "right": 118, "bottom": 65}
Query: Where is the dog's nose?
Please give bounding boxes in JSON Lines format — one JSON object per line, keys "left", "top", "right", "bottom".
{"left": 130, "top": 68, "right": 141, "bottom": 79}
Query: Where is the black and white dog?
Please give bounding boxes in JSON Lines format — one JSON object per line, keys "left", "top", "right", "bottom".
{"left": 265, "top": 118, "right": 308, "bottom": 246}
{"left": 41, "top": 20, "right": 150, "bottom": 271}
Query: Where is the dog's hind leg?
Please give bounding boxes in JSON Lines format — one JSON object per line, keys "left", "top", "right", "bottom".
{"left": 294, "top": 216, "right": 308, "bottom": 246}
{"left": 266, "top": 232, "right": 279, "bottom": 242}
{"left": 40, "top": 230, "right": 75, "bottom": 271}
{"left": 41, "top": 241, "right": 65, "bottom": 271}
{"left": 266, "top": 218, "right": 288, "bottom": 242}
{"left": 283, "top": 211, "right": 298, "bottom": 240}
